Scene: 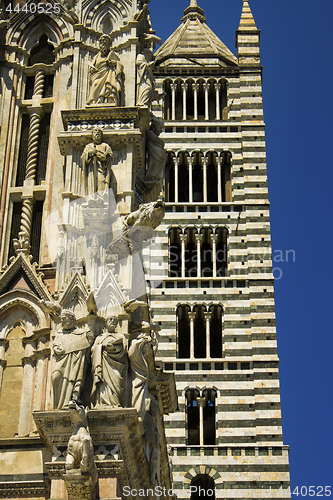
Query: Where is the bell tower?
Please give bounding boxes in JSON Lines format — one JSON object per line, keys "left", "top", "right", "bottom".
{"left": 149, "top": 0, "right": 291, "bottom": 498}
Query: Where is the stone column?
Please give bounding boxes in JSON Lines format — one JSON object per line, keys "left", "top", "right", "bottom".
{"left": 188, "top": 312, "right": 196, "bottom": 359}
{"left": 195, "top": 234, "right": 202, "bottom": 278}
{"left": 204, "top": 312, "right": 212, "bottom": 358}
{"left": 203, "top": 83, "right": 210, "bottom": 121}
{"left": 197, "top": 397, "right": 206, "bottom": 445}
{"left": 202, "top": 157, "right": 208, "bottom": 203}
{"left": 170, "top": 83, "right": 177, "bottom": 121}
{"left": 25, "top": 107, "right": 43, "bottom": 183}
{"left": 180, "top": 234, "right": 187, "bottom": 278}
{"left": 33, "top": 331, "right": 50, "bottom": 413}
{"left": 193, "top": 82, "right": 199, "bottom": 120}
{"left": 214, "top": 83, "right": 221, "bottom": 120}
{"left": 188, "top": 157, "right": 193, "bottom": 203}
{"left": 174, "top": 157, "right": 179, "bottom": 203}
{"left": 182, "top": 82, "right": 188, "bottom": 121}
{"left": 0, "top": 338, "right": 8, "bottom": 390}
{"left": 217, "top": 156, "right": 222, "bottom": 203}
{"left": 18, "top": 338, "right": 36, "bottom": 436}
{"left": 33, "top": 70, "right": 45, "bottom": 97}
{"left": 210, "top": 234, "right": 218, "bottom": 278}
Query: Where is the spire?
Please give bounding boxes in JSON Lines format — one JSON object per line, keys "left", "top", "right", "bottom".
{"left": 184, "top": 0, "right": 204, "bottom": 17}
{"left": 238, "top": 0, "right": 257, "bottom": 30}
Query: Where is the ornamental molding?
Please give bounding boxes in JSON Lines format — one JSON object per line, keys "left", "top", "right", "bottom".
{"left": 0, "top": 253, "right": 52, "bottom": 301}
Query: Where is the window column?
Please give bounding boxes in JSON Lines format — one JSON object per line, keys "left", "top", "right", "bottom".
{"left": 180, "top": 234, "right": 187, "bottom": 278}
{"left": 195, "top": 234, "right": 202, "bottom": 277}
{"left": 188, "top": 312, "right": 196, "bottom": 359}
{"left": 202, "top": 157, "right": 208, "bottom": 203}
{"left": 193, "top": 82, "right": 199, "bottom": 121}
{"left": 197, "top": 396, "right": 206, "bottom": 445}
{"left": 210, "top": 234, "right": 218, "bottom": 278}
{"left": 182, "top": 82, "right": 188, "bottom": 121}
{"left": 170, "top": 82, "right": 177, "bottom": 121}
{"left": 203, "top": 82, "right": 210, "bottom": 120}
{"left": 217, "top": 156, "right": 222, "bottom": 203}
{"left": 188, "top": 157, "right": 193, "bottom": 203}
{"left": 204, "top": 312, "right": 212, "bottom": 358}
{"left": 215, "top": 83, "right": 221, "bottom": 120}
{"left": 174, "top": 157, "right": 179, "bottom": 203}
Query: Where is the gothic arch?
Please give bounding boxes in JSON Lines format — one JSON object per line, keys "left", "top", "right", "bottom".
{"left": 10, "top": 15, "right": 68, "bottom": 49}
{"left": 84, "top": 0, "right": 130, "bottom": 31}
{"left": 0, "top": 290, "right": 49, "bottom": 333}
{"left": 183, "top": 467, "right": 222, "bottom": 486}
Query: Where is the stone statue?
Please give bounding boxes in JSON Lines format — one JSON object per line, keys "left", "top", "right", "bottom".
{"left": 136, "top": 49, "right": 156, "bottom": 108}
{"left": 128, "top": 323, "right": 154, "bottom": 420}
{"left": 65, "top": 399, "right": 98, "bottom": 499}
{"left": 91, "top": 316, "right": 128, "bottom": 408}
{"left": 81, "top": 128, "right": 113, "bottom": 196}
{"left": 145, "top": 118, "right": 166, "bottom": 184}
{"left": 86, "top": 34, "right": 123, "bottom": 106}
{"left": 143, "top": 399, "right": 160, "bottom": 486}
{"left": 52, "top": 310, "right": 93, "bottom": 409}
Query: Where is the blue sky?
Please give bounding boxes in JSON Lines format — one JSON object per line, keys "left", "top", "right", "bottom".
{"left": 150, "top": 0, "right": 333, "bottom": 494}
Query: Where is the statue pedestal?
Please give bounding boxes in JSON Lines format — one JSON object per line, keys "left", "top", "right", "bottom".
{"left": 64, "top": 470, "right": 96, "bottom": 500}
{"left": 33, "top": 408, "right": 151, "bottom": 499}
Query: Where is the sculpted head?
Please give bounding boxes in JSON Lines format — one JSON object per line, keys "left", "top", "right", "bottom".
{"left": 143, "top": 48, "right": 154, "bottom": 62}
{"left": 92, "top": 127, "right": 103, "bottom": 144}
{"left": 60, "top": 309, "right": 76, "bottom": 329}
{"left": 105, "top": 315, "right": 118, "bottom": 332}
{"left": 99, "top": 34, "right": 111, "bottom": 55}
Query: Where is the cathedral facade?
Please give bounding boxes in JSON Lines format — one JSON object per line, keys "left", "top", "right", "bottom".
{"left": 0, "top": 0, "right": 290, "bottom": 499}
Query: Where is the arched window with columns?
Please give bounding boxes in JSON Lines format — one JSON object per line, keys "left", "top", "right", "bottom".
{"left": 163, "top": 77, "right": 228, "bottom": 122}
{"left": 168, "top": 226, "right": 228, "bottom": 279}
{"left": 186, "top": 389, "right": 217, "bottom": 447}
{"left": 164, "top": 151, "right": 232, "bottom": 204}
{"left": 177, "top": 303, "right": 223, "bottom": 359}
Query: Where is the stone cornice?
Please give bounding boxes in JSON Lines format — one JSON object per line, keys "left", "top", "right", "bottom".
{"left": 4, "top": 53, "right": 73, "bottom": 73}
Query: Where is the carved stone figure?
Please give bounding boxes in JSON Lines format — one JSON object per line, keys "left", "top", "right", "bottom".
{"left": 136, "top": 49, "right": 156, "bottom": 108}
{"left": 143, "top": 399, "right": 160, "bottom": 486}
{"left": 65, "top": 399, "right": 98, "bottom": 499}
{"left": 145, "top": 118, "right": 166, "bottom": 184}
{"left": 52, "top": 310, "right": 93, "bottom": 409}
{"left": 91, "top": 316, "right": 128, "bottom": 408}
{"left": 128, "top": 324, "right": 154, "bottom": 419}
{"left": 124, "top": 200, "right": 165, "bottom": 230}
{"left": 81, "top": 128, "right": 113, "bottom": 196}
{"left": 86, "top": 34, "right": 123, "bottom": 106}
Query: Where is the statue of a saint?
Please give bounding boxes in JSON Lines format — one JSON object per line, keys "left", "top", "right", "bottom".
{"left": 128, "top": 323, "right": 154, "bottom": 419}
{"left": 145, "top": 118, "right": 166, "bottom": 184}
{"left": 52, "top": 310, "right": 93, "bottom": 409}
{"left": 136, "top": 49, "right": 156, "bottom": 108}
{"left": 86, "top": 34, "right": 123, "bottom": 106}
{"left": 91, "top": 316, "right": 128, "bottom": 408}
{"left": 81, "top": 128, "right": 113, "bottom": 196}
